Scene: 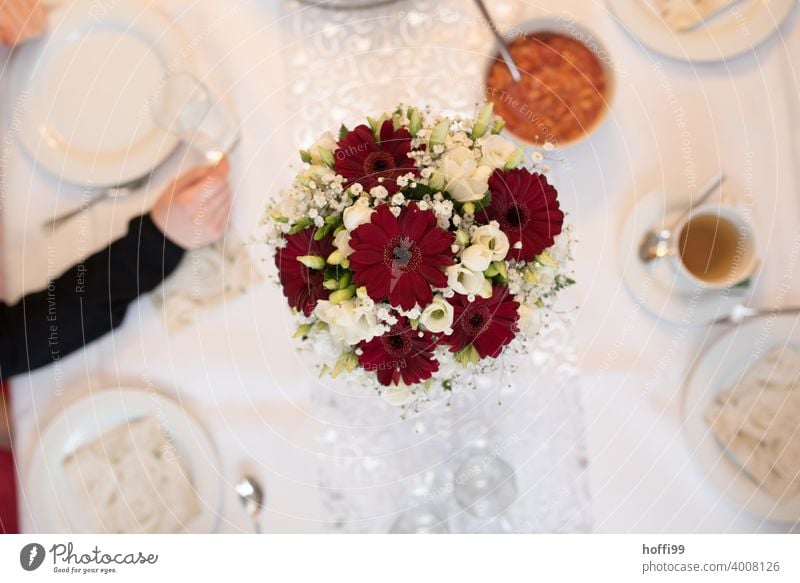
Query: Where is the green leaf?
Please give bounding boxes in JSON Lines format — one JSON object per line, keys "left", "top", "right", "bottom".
{"left": 470, "top": 191, "right": 492, "bottom": 213}
{"left": 339, "top": 124, "right": 349, "bottom": 140}
{"left": 406, "top": 182, "right": 437, "bottom": 200}
{"left": 299, "top": 149, "right": 312, "bottom": 164}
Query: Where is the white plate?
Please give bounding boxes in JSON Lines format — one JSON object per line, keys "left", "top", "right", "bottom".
{"left": 618, "top": 188, "right": 754, "bottom": 325}
{"left": 682, "top": 315, "right": 800, "bottom": 522}
{"left": 27, "top": 388, "right": 223, "bottom": 533}
{"left": 606, "top": 0, "right": 795, "bottom": 63}
{"left": 8, "top": 0, "right": 188, "bottom": 186}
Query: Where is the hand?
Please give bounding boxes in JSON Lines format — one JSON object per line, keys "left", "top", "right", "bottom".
{"left": 150, "top": 158, "right": 233, "bottom": 250}
{"left": 0, "top": 0, "right": 46, "bottom": 47}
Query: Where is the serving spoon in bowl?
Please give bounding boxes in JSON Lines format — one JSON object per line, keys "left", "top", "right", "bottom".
{"left": 473, "top": 0, "right": 521, "bottom": 82}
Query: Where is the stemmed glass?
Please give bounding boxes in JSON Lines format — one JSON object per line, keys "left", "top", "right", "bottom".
{"left": 388, "top": 471, "right": 450, "bottom": 534}
{"left": 452, "top": 419, "right": 518, "bottom": 532}
{"left": 150, "top": 73, "right": 240, "bottom": 164}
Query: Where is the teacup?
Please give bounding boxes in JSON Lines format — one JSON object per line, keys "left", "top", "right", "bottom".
{"left": 669, "top": 205, "right": 758, "bottom": 292}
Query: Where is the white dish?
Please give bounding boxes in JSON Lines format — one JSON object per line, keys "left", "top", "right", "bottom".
{"left": 487, "top": 17, "right": 617, "bottom": 149}
{"left": 27, "top": 388, "right": 222, "bottom": 533}
{"left": 8, "top": 0, "right": 189, "bottom": 186}
{"left": 682, "top": 315, "right": 800, "bottom": 522}
{"left": 618, "top": 188, "right": 754, "bottom": 325}
{"left": 606, "top": 0, "right": 795, "bottom": 63}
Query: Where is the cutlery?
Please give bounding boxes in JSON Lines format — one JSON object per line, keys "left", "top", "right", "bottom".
{"left": 44, "top": 172, "right": 154, "bottom": 231}
{"left": 638, "top": 172, "right": 725, "bottom": 263}
{"left": 472, "top": 0, "right": 521, "bottom": 82}
{"left": 713, "top": 304, "right": 800, "bottom": 326}
{"left": 235, "top": 475, "right": 265, "bottom": 534}
{"left": 676, "top": 0, "right": 745, "bottom": 33}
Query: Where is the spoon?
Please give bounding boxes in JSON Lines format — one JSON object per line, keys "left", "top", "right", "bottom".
{"left": 638, "top": 172, "right": 725, "bottom": 264}
{"left": 713, "top": 304, "right": 800, "bottom": 326}
{"left": 473, "top": 0, "right": 521, "bottom": 82}
{"left": 235, "top": 475, "right": 265, "bottom": 534}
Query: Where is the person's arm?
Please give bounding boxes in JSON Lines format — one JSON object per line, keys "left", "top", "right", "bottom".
{"left": 0, "top": 160, "right": 232, "bottom": 380}
{"left": 0, "top": 0, "right": 46, "bottom": 47}
{"left": 0, "top": 214, "right": 184, "bottom": 378}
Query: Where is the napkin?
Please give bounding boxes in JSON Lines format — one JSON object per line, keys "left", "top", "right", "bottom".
{"left": 151, "top": 233, "right": 262, "bottom": 333}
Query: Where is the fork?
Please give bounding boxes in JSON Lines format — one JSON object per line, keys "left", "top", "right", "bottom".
{"left": 44, "top": 173, "right": 153, "bottom": 231}
{"left": 713, "top": 304, "right": 800, "bottom": 326}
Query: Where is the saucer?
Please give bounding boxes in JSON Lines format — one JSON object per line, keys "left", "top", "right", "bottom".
{"left": 618, "top": 189, "right": 755, "bottom": 326}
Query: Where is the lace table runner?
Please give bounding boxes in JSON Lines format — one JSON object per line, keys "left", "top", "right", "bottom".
{"left": 276, "top": 0, "right": 592, "bottom": 533}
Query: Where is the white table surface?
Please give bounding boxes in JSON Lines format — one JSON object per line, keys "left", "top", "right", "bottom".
{"left": 2, "top": 0, "right": 799, "bottom": 533}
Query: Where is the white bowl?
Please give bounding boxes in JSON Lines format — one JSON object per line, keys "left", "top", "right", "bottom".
{"left": 485, "top": 17, "right": 617, "bottom": 149}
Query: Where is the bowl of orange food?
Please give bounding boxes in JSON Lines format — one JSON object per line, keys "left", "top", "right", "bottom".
{"left": 485, "top": 17, "right": 616, "bottom": 148}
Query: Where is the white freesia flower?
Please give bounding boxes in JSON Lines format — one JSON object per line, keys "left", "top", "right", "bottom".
{"left": 461, "top": 244, "right": 493, "bottom": 272}
{"left": 314, "top": 300, "right": 382, "bottom": 346}
{"left": 471, "top": 223, "right": 510, "bottom": 261}
{"left": 480, "top": 135, "right": 516, "bottom": 169}
{"left": 342, "top": 203, "right": 374, "bottom": 231}
{"left": 419, "top": 295, "right": 454, "bottom": 334}
{"left": 308, "top": 131, "right": 337, "bottom": 164}
{"left": 382, "top": 383, "right": 417, "bottom": 406}
{"left": 438, "top": 146, "right": 492, "bottom": 203}
{"left": 446, "top": 264, "right": 493, "bottom": 298}
{"left": 518, "top": 304, "right": 543, "bottom": 337}
{"left": 333, "top": 229, "right": 354, "bottom": 257}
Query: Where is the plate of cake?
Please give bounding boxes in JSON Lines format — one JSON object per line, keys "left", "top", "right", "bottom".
{"left": 27, "top": 388, "right": 222, "bottom": 533}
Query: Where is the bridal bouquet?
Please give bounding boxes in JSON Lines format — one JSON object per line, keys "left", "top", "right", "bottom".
{"left": 263, "top": 104, "right": 573, "bottom": 407}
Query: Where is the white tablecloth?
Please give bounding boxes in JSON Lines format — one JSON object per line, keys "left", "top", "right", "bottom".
{"left": 2, "top": 0, "right": 799, "bottom": 533}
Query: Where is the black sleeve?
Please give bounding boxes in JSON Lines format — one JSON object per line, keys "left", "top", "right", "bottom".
{"left": 0, "top": 214, "right": 185, "bottom": 380}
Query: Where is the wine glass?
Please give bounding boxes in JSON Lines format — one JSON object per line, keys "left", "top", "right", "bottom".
{"left": 150, "top": 73, "right": 239, "bottom": 164}
{"left": 388, "top": 471, "right": 450, "bottom": 534}
{"left": 452, "top": 419, "right": 518, "bottom": 531}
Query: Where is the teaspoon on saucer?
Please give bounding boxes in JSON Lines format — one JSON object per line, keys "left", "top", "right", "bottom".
{"left": 638, "top": 172, "right": 725, "bottom": 263}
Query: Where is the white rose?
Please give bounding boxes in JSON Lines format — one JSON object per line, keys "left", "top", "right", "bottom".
{"left": 438, "top": 146, "right": 492, "bottom": 203}
{"left": 461, "top": 244, "right": 493, "bottom": 272}
{"left": 446, "top": 264, "right": 493, "bottom": 298}
{"left": 419, "top": 294, "right": 454, "bottom": 334}
{"left": 518, "top": 304, "right": 543, "bottom": 337}
{"left": 480, "top": 135, "right": 516, "bottom": 169}
{"left": 308, "top": 131, "right": 337, "bottom": 164}
{"left": 471, "top": 223, "right": 510, "bottom": 261}
{"left": 342, "top": 203, "right": 374, "bottom": 231}
{"left": 314, "top": 300, "right": 381, "bottom": 346}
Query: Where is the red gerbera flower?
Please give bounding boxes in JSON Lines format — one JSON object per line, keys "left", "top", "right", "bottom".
{"left": 275, "top": 228, "right": 334, "bottom": 316}
{"left": 479, "top": 168, "right": 564, "bottom": 261}
{"left": 447, "top": 286, "right": 520, "bottom": 359}
{"left": 349, "top": 203, "right": 455, "bottom": 310}
{"left": 334, "top": 120, "right": 417, "bottom": 194}
{"left": 358, "top": 317, "right": 439, "bottom": 386}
